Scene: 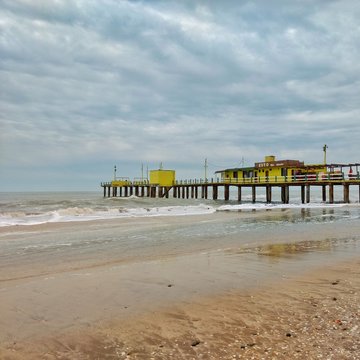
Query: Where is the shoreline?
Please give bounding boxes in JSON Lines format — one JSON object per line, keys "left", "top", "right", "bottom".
{"left": 1, "top": 257, "right": 359, "bottom": 359}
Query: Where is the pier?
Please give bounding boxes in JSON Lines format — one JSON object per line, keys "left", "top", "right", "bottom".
{"left": 101, "top": 172, "right": 360, "bottom": 204}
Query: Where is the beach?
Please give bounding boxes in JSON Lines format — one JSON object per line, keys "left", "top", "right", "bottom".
{"left": 0, "top": 194, "right": 360, "bottom": 359}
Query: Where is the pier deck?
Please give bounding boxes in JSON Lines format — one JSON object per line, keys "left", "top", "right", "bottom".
{"left": 101, "top": 175, "right": 360, "bottom": 204}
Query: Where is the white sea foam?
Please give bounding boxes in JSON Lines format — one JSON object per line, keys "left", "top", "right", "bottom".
{"left": 0, "top": 190, "right": 358, "bottom": 227}
{"left": 217, "top": 202, "right": 347, "bottom": 212}
{"left": 0, "top": 204, "right": 216, "bottom": 227}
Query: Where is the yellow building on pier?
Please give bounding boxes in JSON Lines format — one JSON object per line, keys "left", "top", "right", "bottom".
{"left": 149, "top": 169, "right": 176, "bottom": 186}
{"left": 216, "top": 155, "right": 327, "bottom": 183}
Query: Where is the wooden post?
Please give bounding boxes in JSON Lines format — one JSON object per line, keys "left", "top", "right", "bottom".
{"left": 237, "top": 186, "right": 242, "bottom": 202}
{"left": 107, "top": 186, "right": 111, "bottom": 197}
{"left": 266, "top": 185, "right": 272, "bottom": 203}
{"left": 224, "top": 185, "right": 230, "bottom": 201}
{"left": 186, "top": 186, "right": 189, "bottom": 199}
{"left": 191, "top": 186, "right": 194, "bottom": 198}
{"left": 285, "top": 186, "right": 290, "bottom": 204}
{"left": 322, "top": 185, "right": 326, "bottom": 202}
{"left": 103, "top": 186, "right": 106, "bottom": 197}
{"left": 343, "top": 184, "right": 350, "bottom": 203}
{"left": 173, "top": 187, "right": 177, "bottom": 198}
{"left": 301, "top": 185, "right": 305, "bottom": 204}
{"left": 204, "top": 185, "right": 208, "bottom": 199}
{"left": 129, "top": 186, "right": 133, "bottom": 196}
{"left": 195, "top": 186, "right": 198, "bottom": 199}
{"left": 135, "top": 186, "right": 139, "bottom": 197}
{"left": 329, "top": 184, "right": 334, "bottom": 204}
{"left": 306, "top": 185, "right": 310, "bottom": 203}
{"left": 201, "top": 185, "right": 205, "bottom": 199}
{"left": 182, "top": 186, "right": 185, "bottom": 199}
{"left": 252, "top": 185, "right": 256, "bottom": 203}
{"left": 213, "top": 185, "right": 218, "bottom": 200}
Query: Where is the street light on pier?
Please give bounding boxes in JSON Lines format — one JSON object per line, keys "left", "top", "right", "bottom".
{"left": 323, "top": 144, "right": 328, "bottom": 165}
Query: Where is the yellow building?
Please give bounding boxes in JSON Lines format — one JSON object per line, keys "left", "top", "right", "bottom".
{"left": 149, "top": 169, "right": 176, "bottom": 186}
{"left": 216, "top": 155, "right": 326, "bottom": 183}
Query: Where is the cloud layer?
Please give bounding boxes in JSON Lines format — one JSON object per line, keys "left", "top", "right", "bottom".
{"left": 1, "top": 0, "right": 360, "bottom": 190}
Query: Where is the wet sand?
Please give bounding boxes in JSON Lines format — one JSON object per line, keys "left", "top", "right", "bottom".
{"left": 0, "top": 211, "right": 359, "bottom": 359}
{"left": 1, "top": 259, "right": 359, "bottom": 359}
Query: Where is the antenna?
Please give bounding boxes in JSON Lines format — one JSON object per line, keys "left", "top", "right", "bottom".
{"left": 204, "top": 158, "right": 208, "bottom": 181}
{"left": 323, "top": 144, "right": 328, "bottom": 164}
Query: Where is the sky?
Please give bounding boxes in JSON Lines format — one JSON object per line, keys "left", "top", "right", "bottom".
{"left": 1, "top": 0, "right": 360, "bottom": 191}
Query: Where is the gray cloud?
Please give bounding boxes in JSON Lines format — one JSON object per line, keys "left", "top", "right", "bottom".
{"left": 1, "top": 0, "right": 359, "bottom": 190}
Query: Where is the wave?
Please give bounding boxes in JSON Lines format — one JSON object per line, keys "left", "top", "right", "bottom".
{"left": 0, "top": 204, "right": 216, "bottom": 227}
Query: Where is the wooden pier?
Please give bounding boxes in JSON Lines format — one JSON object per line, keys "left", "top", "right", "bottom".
{"left": 101, "top": 175, "right": 360, "bottom": 204}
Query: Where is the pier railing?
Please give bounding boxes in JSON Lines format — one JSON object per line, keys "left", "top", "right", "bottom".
{"left": 101, "top": 172, "right": 360, "bottom": 188}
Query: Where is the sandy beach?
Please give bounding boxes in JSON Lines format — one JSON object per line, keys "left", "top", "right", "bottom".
{"left": 1, "top": 259, "right": 359, "bottom": 359}
{"left": 0, "top": 210, "right": 359, "bottom": 359}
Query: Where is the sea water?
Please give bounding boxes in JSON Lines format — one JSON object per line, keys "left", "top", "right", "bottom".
{"left": 1, "top": 190, "right": 360, "bottom": 277}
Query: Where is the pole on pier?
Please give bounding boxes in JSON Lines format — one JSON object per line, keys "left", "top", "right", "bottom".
{"left": 323, "top": 144, "right": 328, "bottom": 165}
{"left": 204, "top": 158, "right": 208, "bottom": 182}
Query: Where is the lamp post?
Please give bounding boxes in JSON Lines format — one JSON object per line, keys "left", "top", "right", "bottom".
{"left": 204, "top": 158, "right": 208, "bottom": 182}
{"left": 323, "top": 144, "right": 328, "bottom": 165}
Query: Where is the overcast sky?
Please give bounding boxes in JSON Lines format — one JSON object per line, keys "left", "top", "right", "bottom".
{"left": 1, "top": 0, "right": 360, "bottom": 191}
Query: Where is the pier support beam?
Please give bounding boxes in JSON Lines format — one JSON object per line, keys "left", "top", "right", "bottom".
{"left": 212, "top": 185, "right": 218, "bottom": 200}
{"left": 252, "top": 186, "right": 256, "bottom": 203}
{"left": 281, "top": 186, "right": 289, "bottom": 204}
{"left": 224, "top": 185, "right": 230, "bottom": 201}
{"left": 322, "top": 185, "right": 327, "bottom": 202}
{"left": 195, "top": 186, "right": 198, "bottom": 199}
{"left": 301, "top": 185, "right": 305, "bottom": 204}
{"left": 306, "top": 185, "right": 310, "bottom": 204}
{"left": 237, "top": 186, "right": 242, "bottom": 202}
{"left": 266, "top": 185, "right": 272, "bottom": 203}
{"left": 343, "top": 184, "right": 350, "bottom": 203}
{"left": 329, "top": 184, "right": 334, "bottom": 204}
{"left": 107, "top": 186, "right": 111, "bottom": 197}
